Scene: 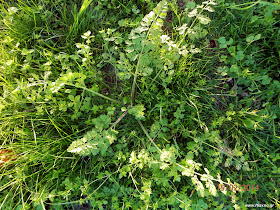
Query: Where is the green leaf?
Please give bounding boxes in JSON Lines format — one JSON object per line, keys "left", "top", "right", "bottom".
{"left": 220, "top": 43, "right": 227, "bottom": 48}
{"left": 67, "top": 115, "right": 116, "bottom": 156}
{"left": 92, "top": 115, "right": 111, "bottom": 130}
{"left": 218, "top": 37, "right": 228, "bottom": 48}
{"left": 242, "top": 118, "right": 255, "bottom": 128}
{"left": 217, "top": 66, "right": 228, "bottom": 76}
{"left": 246, "top": 35, "right": 254, "bottom": 42}
{"left": 182, "top": 168, "right": 194, "bottom": 177}
{"left": 254, "top": 34, "right": 261, "bottom": 41}
{"left": 235, "top": 50, "right": 244, "bottom": 61}
{"left": 198, "top": 199, "right": 208, "bottom": 209}
{"left": 188, "top": 8, "right": 197, "bottom": 17}
{"left": 186, "top": 1, "right": 196, "bottom": 9}
{"left": 142, "top": 67, "right": 153, "bottom": 76}
{"left": 192, "top": 176, "right": 205, "bottom": 197}
{"left": 70, "top": 54, "right": 79, "bottom": 60}
{"left": 230, "top": 64, "right": 238, "bottom": 73}
{"left": 218, "top": 37, "right": 232, "bottom": 48}
{"left": 261, "top": 75, "right": 272, "bottom": 85}
{"left": 246, "top": 34, "right": 261, "bottom": 43}
{"left": 67, "top": 138, "right": 97, "bottom": 156}
{"left": 160, "top": 150, "right": 174, "bottom": 163}
{"left": 128, "top": 104, "right": 145, "bottom": 120}
{"left": 142, "top": 0, "right": 168, "bottom": 27}
{"left": 226, "top": 38, "right": 233, "bottom": 45}
{"left": 198, "top": 15, "right": 211, "bottom": 25}
{"left": 143, "top": 41, "right": 155, "bottom": 53}
{"left": 228, "top": 46, "right": 236, "bottom": 56}
{"left": 68, "top": 94, "right": 74, "bottom": 101}
{"left": 250, "top": 15, "right": 259, "bottom": 23}
{"left": 208, "top": 181, "right": 217, "bottom": 196}
{"left": 132, "top": 6, "right": 140, "bottom": 14}
{"left": 218, "top": 37, "right": 226, "bottom": 44}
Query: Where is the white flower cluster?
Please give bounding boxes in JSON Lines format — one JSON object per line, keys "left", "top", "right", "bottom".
{"left": 160, "top": 35, "right": 170, "bottom": 43}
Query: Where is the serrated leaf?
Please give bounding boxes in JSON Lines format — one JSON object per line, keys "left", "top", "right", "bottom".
{"left": 197, "top": 15, "right": 211, "bottom": 24}
{"left": 160, "top": 149, "right": 175, "bottom": 163}
{"left": 134, "top": 26, "right": 149, "bottom": 34}
{"left": 191, "top": 175, "right": 205, "bottom": 197}
{"left": 200, "top": 174, "right": 208, "bottom": 181}
{"left": 67, "top": 138, "right": 97, "bottom": 156}
{"left": 182, "top": 168, "right": 194, "bottom": 176}
{"left": 160, "top": 162, "right": 169, "bottom": 170}
{"left": 92, "top": 115, "right": 111, "bottom": 130}
{"left": 207, "top": 181, "right": 217, "bottom": 196}
{"left": 188, "top": 8, "right": 197, "bottom": 17}
{"left": 143, "top": 41, "right": 155, "bottom": 53}
{"left": 204, "top": 6, "right": 214, "bottom": 12}
{"left": 142, "top": 0, "right": 168, "bottom": 27}
{"left": 67, "top": 116, "right": 116, "bottom": 157}
{"left": 128, "top": 104, "right": 145, "bottom": 120}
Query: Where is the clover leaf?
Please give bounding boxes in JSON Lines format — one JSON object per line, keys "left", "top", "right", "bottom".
{"left": 218, "top": 37, "right": 233, "bottom": 48}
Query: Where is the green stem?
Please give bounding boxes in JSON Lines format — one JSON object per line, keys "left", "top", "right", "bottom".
{"left": 130, "top": 2, "right": 167, "bottom": 106}
{"left": 137, "top": 119, "right": 162, "bottom": 153}
{"left": 68, "top": 84, "right": 121, "bottom": 104}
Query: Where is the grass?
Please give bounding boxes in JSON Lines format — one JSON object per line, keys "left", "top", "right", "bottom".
{"left": 0, "top": 0, "right": 279, "bottom": 209}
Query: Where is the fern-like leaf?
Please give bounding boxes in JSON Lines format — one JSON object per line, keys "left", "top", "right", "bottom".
{"left": 67, "top": 138, "right": 98, "bottom": 156}
{"left": 67, "top": 115, "right": 117, "bottom": 156}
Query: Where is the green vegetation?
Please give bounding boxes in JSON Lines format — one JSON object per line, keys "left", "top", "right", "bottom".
{"left": 0, "top": 0, "right": 279, "bottom": 209}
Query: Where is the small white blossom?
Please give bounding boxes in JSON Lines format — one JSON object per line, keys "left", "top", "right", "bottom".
{"left": 160, "top": 35, "right": 170, "bottom": 43}
{"left": 81, "top": 30, "right": 91, "bottom": 39}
